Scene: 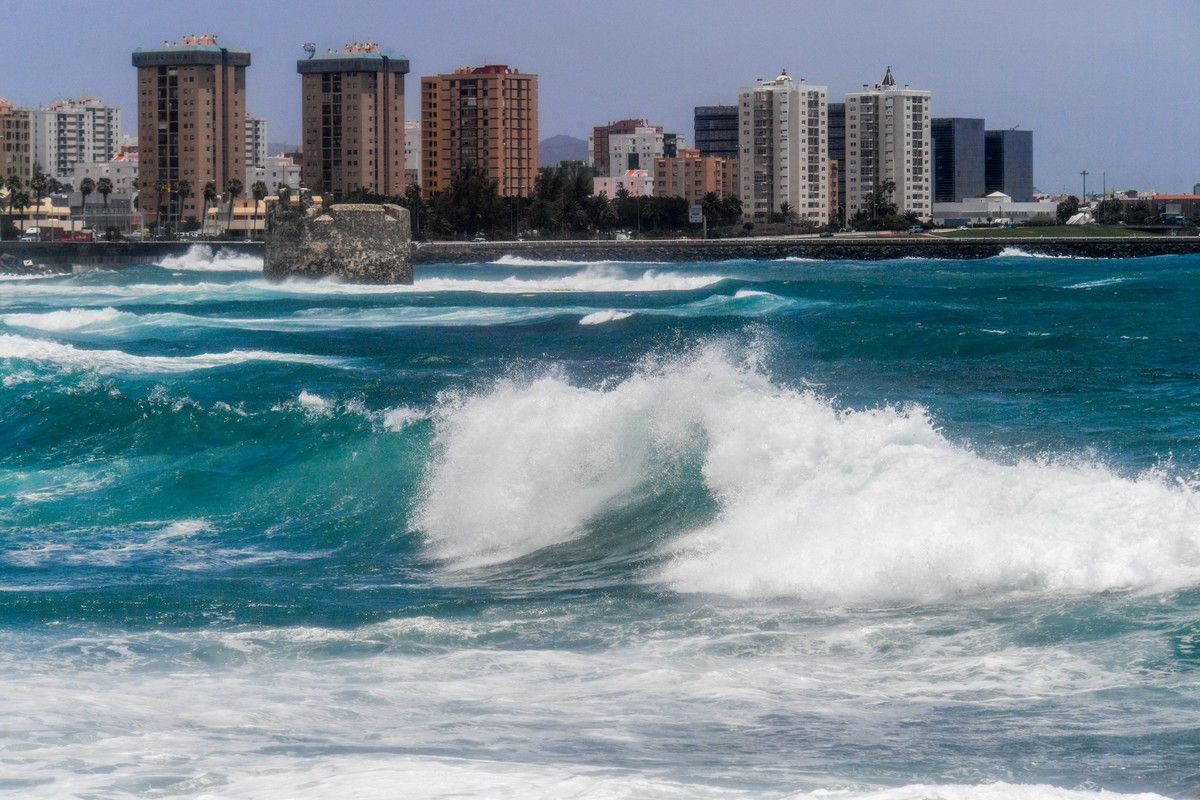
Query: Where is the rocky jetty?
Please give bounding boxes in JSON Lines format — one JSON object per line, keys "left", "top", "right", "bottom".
{"left": 264, "top": 203, "right": 412, "bottom": 284}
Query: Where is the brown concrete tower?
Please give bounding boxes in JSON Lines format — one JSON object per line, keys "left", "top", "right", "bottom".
{"left": 132, "top": 34, "right": 250, "bottom": 226}
{"left": 298, "top": 43, "right": 409, "bottom": 199}
{"left": 421, "top": 65, "right": 537, "bottom": 198}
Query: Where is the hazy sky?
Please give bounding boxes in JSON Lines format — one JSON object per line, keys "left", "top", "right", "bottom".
{"left": 3, "top": 0, "right": 1197, "bottom": 193}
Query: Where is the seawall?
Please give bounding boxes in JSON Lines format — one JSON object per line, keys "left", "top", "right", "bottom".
{"left": 415, "top": 236, "right": 1200, "bottom": 263}
{"left": 4, "top": 235, "right": 1200, "bottom": 272}
{"left": 0, "top": 241, "right": 263, "bottom": 271}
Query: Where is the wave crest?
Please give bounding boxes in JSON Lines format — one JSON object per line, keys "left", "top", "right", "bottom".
{"left": 414, "top": 345, "right": 1200, "bottom": 602}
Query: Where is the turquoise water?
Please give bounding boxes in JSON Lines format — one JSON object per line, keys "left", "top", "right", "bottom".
{"left": 1, "top": 246, "right": 1198, "bottom": 798}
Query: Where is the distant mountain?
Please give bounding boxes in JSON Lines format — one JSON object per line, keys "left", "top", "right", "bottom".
{"left": 539, "top": 135, "right": 588, "bottom": 167}
{"left": 268, "top": 141, "right": 299, "bottom": 156}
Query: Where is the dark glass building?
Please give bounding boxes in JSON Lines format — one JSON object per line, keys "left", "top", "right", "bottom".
{"left": 693, "top": 105, "right": 738, "bottom": 159}
{"left": 985, "top": 129, "right": 1034, "bottom": 201}
{"left": 828, "top": 102, "right": 846, "bottom": 221}
{"left": 931, "top": 118, "right": 985, "bottom": 202}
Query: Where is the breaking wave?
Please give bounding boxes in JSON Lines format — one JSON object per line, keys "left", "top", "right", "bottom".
{"left": 157, "top": 244, "right": 263, "bottom": 272}
{"left": 415, "top": 344, "right": 1200, "bottom": 602}
{"left": 579, "top": 310, "right": 635, "bottom": 325}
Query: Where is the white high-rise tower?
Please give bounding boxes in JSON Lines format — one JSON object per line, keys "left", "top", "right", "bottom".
{"left": 845, "top": 67, "right": 932, "bottom": 221}
{"left": 737, "top": 71, "right": 829, "bottom": 225}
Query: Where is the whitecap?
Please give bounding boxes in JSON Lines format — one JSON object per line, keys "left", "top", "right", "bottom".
{"left": 0, "top": 333, "right": 342, "bottom": 374}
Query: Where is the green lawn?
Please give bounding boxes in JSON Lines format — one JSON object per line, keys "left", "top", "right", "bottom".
{"left": 933, "top": 225, "right": 1153, "bottom": 238}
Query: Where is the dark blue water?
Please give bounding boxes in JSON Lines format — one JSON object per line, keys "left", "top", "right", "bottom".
{"left": 1, "top": 247, "right": 1198, "bottom": 799}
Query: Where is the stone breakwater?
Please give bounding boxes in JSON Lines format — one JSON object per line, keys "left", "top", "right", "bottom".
{"left": 4, "top": 235, "right": 1200, "bottom": 273}
{"left": 265, "top": 203, "right": 412, "bottom": 284}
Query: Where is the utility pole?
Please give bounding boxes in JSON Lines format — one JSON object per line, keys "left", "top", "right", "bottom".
{"left": 1080, "top": 170, "right": 1089, "bottom": 200}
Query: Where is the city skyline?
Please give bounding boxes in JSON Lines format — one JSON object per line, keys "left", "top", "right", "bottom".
{"left": 1, "top": 0, "right": 1197, "bottom": 193}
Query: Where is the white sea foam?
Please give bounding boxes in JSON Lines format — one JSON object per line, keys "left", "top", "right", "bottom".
{"left": 0, "top": 333, "right": 341, "bottom": 374}
{"left": 997, "top": 246, "right": 1079, "bottom": 260}
{"left": 579, "top": 310, "right": 635, "bottom": 325}
{"left": 1066, "top": 277, "right": 1128, "bottom": 289}
{"left": 157, "top": 244, "right": 263, "bottom": 272}
{"left": 3, "top": 307, "right": 127, "bottom": 332}
{"left": 415, "top": 345, "right": 1200, "bottom": 602}
{"left": 382, "top": 405, "right": 428, "bottom": 431}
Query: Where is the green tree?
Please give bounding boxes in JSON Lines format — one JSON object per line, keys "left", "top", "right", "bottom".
{"left": 251, "top": 180, "right": 268, "bottom": 237}
{"left": 96, "top": 177, "right": 113, "bottom": 210}
{"left": 79, "top": 177, "right": 95, "bottom": 215}
{"left": 1056, "top": 195, "right": 1080, "bottom": 224}
{"left": 1095, "top": 196, "right": 1122, "bottom": 225}
{"left": 29, "top": 168, "right": 48, "bottom": 231}
{"left": 401, "top": 182, "right": 426, "bottom": 238}
{"left": 176, "top": 179, "right": 193, "bottom": 229}
{"left": 225, "top": 177, "right": 243, "bottom": 234}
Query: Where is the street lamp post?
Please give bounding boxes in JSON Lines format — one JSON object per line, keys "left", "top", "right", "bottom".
{"left": 1080, "top": 170, "right": 1089, "bottom": 200}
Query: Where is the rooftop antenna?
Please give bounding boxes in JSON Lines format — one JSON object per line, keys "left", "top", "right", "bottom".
{"left": 302, "top": 42, "right": 316, "bottom": 60}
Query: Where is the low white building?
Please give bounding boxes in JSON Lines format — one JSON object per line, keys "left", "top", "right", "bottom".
{"left": 246, "top": 155, "right": 301, "bottom": 193}
{"left": 932, "top": 191, "right": 1057, "bottom": 225}
{"left": 71, "top": 147, "right": 138, "bottom": 195}
{"left": 593, "top": 169, "right": 654, "bottom": 198}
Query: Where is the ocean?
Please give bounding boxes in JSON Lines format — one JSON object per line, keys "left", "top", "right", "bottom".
{"left": 1, "top": 245, "right": 1197, "bottom": 799}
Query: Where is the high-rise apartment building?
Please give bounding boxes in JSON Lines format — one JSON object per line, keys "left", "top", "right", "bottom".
{"left": 589, "top": 119, "right": 646, "bottom": 176}
{"left": 737, "top": 71, "right": 829, "bottom": 225}
{"left": 985, "top": 129, "right": 1033, "bottom": 202}
{"left": 608, "top": 124, "right": 665, "bottom": 176}
{"left": 132, "top": 34, "right": 250, "bottom": 225}
{"left": 30, "top": 98, "right": 121, "bottom": 182}
{"left": 693, "top": 105, "right": 738, "bottom": 160}
{"left": 421, "top": 65, "right": 537, "bottom": 198}
{"left": 245, "top": 116, "right": 267, "bottom": 169}
{"left": 0, "top": 99, "right": 33, "bottom": 186}
{"left": 931, "top": 117, "right": 985, "bottom": 202}
{"left": 404, "top": 120, "right": 421, "bottom": 187}
{"left": 298, "top": 43, "right": 408, "bottom": 199}
{"left": 845, "top": 68, "right": 932, "bottom": 221}
{"left": 653, "top": 147, "right": 739, "bottom": 205}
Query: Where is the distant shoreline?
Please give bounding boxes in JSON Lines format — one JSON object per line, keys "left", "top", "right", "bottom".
{"left": 3, "top": 235, "right": 1200, "bottom": 272}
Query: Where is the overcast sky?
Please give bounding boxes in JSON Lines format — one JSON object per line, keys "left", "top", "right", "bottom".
{"left": 3, "top": 0, "right": 1197, "bottom": 193}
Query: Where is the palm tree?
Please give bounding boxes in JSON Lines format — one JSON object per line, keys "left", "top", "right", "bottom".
{"left": 156, "top": 180, "right": 173, "bottom": 233}
{"left": 29, "top": 169, "right": 48, "bottom": 233}
{"left": 201, "top": 180, "right": 217, "bottom": 235}
{"left": 176, "top": 179, "right": 193, "bottom": 230}
{"left": 3, "top": 175, "right": 20, "bottom": 235}
{"left": 275, "top": 183, "right": 292, "bottom": 208}
{"left": 251, "top": 180, "right": 268, "bottom": 238}
{"left": 225, "top": 177, "right": 243, "bottom": 235}
{"left": 79, "top": 178, "right": 95, "bottom": 217}
{"left": 96, "top": 177, "right": 113, "bottom": 209}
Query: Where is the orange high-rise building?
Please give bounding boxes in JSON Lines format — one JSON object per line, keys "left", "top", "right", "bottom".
{"left": 421, "top": 65, "right": 537, "bottom": 198}
{"left": 132, "top": 35, "right": 249, "bottom": 226}
{"left": 298, "top": 43, "right": 408, "bottom": 199}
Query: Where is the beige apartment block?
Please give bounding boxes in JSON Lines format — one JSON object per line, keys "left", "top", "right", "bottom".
{"left": 653, "top": 147, "right": 739, "bottom": 205}
{"left": 132, "top": 34, "right": 250, "bottom": 225}
{"left": 845, "top": 67, "right": 932, "bottom": 221}
{"left": 421, "top": 65, "right": 538, "bottom": 198}
{"left": 299, "top": 43, "right": 408, "bottom": 199}
{"left": 0, "top": 99, "right": 33, "bottom": 186}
